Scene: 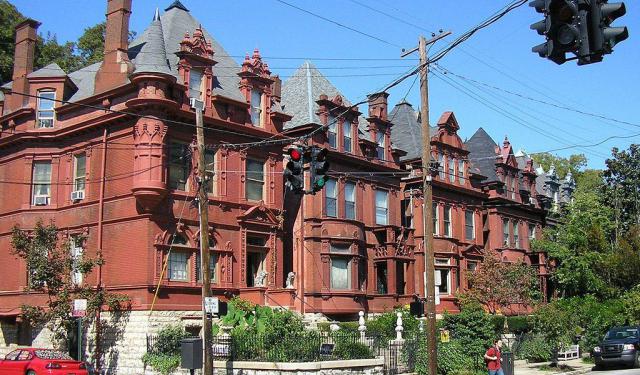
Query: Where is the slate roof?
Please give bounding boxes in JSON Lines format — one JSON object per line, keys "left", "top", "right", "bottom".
{"left": 388, "top": 100, "right": 436, "bottom": 161}
{"left": 130, "top": 9, "right": 172, "bottom": 76}
{"left": 27, "top": 63, "right": 66, "bottom": 78}
{"left": 465, "top": 127, "right": 499, "bottom": 182}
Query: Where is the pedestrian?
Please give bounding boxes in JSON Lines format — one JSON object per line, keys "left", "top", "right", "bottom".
{"left": 484, "top": 338, "right": 504, "bottom": 375}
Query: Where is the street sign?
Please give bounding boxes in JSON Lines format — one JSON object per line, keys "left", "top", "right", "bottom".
{"left": 204, "top": 297, "right": 219, "bottom": 314}
{"left": 440, "top": 329, "right": 450, "bottom": 343}
{"left": 72, "top": 299, "right": 87, "bottom": 317}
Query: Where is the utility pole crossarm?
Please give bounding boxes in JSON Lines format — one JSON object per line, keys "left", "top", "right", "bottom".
{"left": 401, "top": 31, "right": 450, "bottom": 375}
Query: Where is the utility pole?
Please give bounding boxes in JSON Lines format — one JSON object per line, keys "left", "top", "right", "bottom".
{"left": 401, "top": 32, "right": 450, "bottom": 375}
{"left": 192, "top": 98, "right": 213, "bottom": 375}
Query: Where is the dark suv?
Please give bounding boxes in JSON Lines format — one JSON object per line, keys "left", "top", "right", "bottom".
{"left": 593, "top": 326, "right": 640, "bottom": 369}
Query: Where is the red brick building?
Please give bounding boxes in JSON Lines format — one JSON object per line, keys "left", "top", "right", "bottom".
{"left": 0, "top": 0, "right": 559, "bottom": 370}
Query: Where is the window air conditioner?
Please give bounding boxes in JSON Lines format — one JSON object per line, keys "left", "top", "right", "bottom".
{"left": 71, "top": 190, "right": 85, "bottom": 201}
{"left": 33, "top": 195, "right": 49, "bottom": 206}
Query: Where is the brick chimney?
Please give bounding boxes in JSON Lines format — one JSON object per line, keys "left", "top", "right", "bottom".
{"left": 94, "top": 0, "right": 133, "bottom": 93}
{"left": 8, "top": 19, "right": 40, "bottom": 111}
{"left": 367, "top": 92, "right": 389, "bottom": 121}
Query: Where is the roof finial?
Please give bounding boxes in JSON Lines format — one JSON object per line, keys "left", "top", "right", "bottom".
{"left": 153, "top": 7, "right": 160, "bottom": 21}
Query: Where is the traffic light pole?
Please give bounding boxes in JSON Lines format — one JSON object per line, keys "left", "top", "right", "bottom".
{"left": 402, "top": 32, "right": 450, "bottom": 375}
{"left": 192, "top": 99, "right": 213, "bottom": 375}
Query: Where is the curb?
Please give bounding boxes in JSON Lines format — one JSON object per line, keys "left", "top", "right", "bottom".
{"left": 556, "top": 367, "right": 592, "bottom": 375}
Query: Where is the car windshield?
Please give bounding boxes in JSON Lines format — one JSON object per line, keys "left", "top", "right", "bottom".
{"left": 605, "top": 328, "right": 639, "bottom": 340}
{"left": 34, "top": 350, "right": 73, "bottom": 360}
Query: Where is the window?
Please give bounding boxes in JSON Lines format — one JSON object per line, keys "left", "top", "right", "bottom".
{"left": 448, "top": 157, "right": 455, "bottom": 183}
{"left": 196, "top": 252, "right": 218, "bottom": 282}
{"left": 376, "top": 130, "right": 385, "bottom": 160}
{"left": 436, "top": 268, "right": 450, "bottom": 295}
{"left": 37, "top": 91, "right": 55, "bottom": 128}
{"left": 465, "top": 209, "right": 475, "bottom": 240}
{"left": 467, "top": 261, "right": 478, "bottom": 271}
{"left": 458, "top": 160, "right": 465, "bottom": 184}
{"left": 168, "top": 142, "right": 190, "bottom": 191}
{"left": 325, "top": 178, "right": 337, "bottom": 217}
{"left": 189, "top": 69, "right": 203, "bottom": 99}
{"left": 401, "top": 199, "right": 412, "bottom": 228}
{"left": 375, "top": 190, "right": 388, "bottom": 225}
{"left": 204, "top": 149, "right": 215, "bottom": 194}
{"left": 511, "top": 176, "right": 517, "bottom": 199}
{"left": 245, "top": 159, "right": 265, "bottom": 201}
{"left": 328, "top": 121, "right": 337, "bottom": 148}
{"left": 432, "top": 202, "right": 439, "bottom": 235}
{"left": 250, "top": 89, "right": 262, "bottom": 126}
{"left": 343, "top": 119, "right": 352, "bottom": 153}
{"left": 514, "top": 221, "right": 520, "bottom": 248}
{"left": 331, "top": 257, "right": 350, "bottom": 290}
{"left": 344, "top": 181, "right": 355, "bottom": 220}
{"left": 443, "top": 205, "right": 452, "bottom": 237}
{"left": 168, "top": 252, "right": 188, "bottom": 281}
{"left": 246, "top": 236, "right": 267, "bottom": 287}
{"left": 376, "top": 262, "right": 387, "bottom": 294}
{"left": 70, "top": 236, "right": 83, "bottom": 286}
{"left": 32, "top": 161, "right": 52, "bottom": 206}
{"left": 503, "top": 219, "right": 510, "bottom": 246}
{"left": 73, "top": 154, "right": 86, "bottom": 193}
{"left": 396, "top": 261, "right": 406, "bottom": 295}
{"left": 438, "top": 154, "right": 445, "bottom": 180}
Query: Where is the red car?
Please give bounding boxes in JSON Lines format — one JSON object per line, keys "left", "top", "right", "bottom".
{"left": 0, "top": 348, "right": 88, "bottom": 375}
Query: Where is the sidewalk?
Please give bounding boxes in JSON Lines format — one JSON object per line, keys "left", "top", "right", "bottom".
{"left": 514, "top": 358, "right": 594, "bottom": 375}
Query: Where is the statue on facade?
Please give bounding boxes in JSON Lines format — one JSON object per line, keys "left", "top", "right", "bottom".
{"left": 286, "top": 272, "right": 296, "bottom": 289}
{"left": 254, "top": 271, "right": 268, "bottom": 287}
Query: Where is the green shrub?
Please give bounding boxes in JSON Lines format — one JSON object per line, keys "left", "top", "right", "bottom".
{"left": 437, "top": 340, "right": 478, "bottom": 375}
{"left": 507, "top": 316, "right": 532, "bottom": 334}
{"left": 490, "top": 315, "right": 506, "bottom": 335}
{"left": 143, "top": 325, "right": 188, "bottom": 375}
{"left": 366, "top": 308, "right": 419, "bottom": 342}
{"left": 333, "top": 338, "right": 372, "bottom": 360}
{"left": 442, "top": 303, "right": 494, "bottom": 362}
{"left": 517, "top": 335, "right": 552, "bottom": 363}
{"left": 141, "top": 353, "right": 180, "bottom": 375}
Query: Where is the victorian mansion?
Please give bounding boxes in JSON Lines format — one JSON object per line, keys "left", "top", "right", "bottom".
{"left": 0, "top": 0, "right": 570, "bottom": 353}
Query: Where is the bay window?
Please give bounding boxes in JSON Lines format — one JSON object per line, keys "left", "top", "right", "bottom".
{"left": 344, "top": 181, "right": 355, "bottom": 220}
{"left": 168, "top": 141, "right": 190, "bottom": 191}
{"left": 325, "top": 178, "right": 337, "bottom": 217}
{"left": 330, "top": 244, "right": 351, "bottom": 290}
{"left": 503, "top": 219, "right": 510, "bottom": 246}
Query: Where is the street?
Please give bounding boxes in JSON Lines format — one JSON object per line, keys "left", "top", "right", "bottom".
{"left": 588, "top": 367, "right": 640, "bottom": 374}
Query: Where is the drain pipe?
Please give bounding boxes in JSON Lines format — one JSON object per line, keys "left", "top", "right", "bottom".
{"left": 95, "top": 126, "right": 108, "bottom": 373}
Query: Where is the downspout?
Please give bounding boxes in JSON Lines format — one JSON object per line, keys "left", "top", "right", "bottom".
{"left": 95, "top": 126, "right": 108, "bottom": 373}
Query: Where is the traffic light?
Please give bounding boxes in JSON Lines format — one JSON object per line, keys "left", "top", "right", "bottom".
{"left": 310, "top": 146, "right": 330, "bottom": 193}
{"left": 530, "top": 0, "right": 589, "bottom": 65}
{"left": 284, "top": 146, "right": 305, "bottom": 193}
{"left": 587, "top": 1, "right": 628, "bottom": 57}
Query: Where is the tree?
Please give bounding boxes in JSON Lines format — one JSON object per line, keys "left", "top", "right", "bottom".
{"left": 531, "top": 152, "right": 587, "bottom": 179}
{"left": 603, "top": 225, "right": 640, "bottom": 292}
{"left": 0, "top": 0, "right": 24, "bottom": 83}
{"left": 460, "top": 249, "right": 541, "bottom": 314}
{"left": 11, "top": 220, "right": 129, "bottom": 346}
{"left": 533, "top": 189, "right": 615, "bottom": 298}
{"left": 76, "top": 22, "right": 105, "bottom": 66}
{"left": 603, "top": 144, "right": 640, "bottom": 234}
{"left": 35, "top": 32, "right": 83, "bottom": 73}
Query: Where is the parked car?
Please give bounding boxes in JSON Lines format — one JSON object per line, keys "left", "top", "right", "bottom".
{"left": 0, "top": 348, "right": 88, "bottom": 375}
{"left": 592, "top": 326, "right": 640, "bottom": 369}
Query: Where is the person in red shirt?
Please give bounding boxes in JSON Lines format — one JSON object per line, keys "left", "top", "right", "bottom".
{"left": 484, "top": 339, "right": 504, "bottom": 375}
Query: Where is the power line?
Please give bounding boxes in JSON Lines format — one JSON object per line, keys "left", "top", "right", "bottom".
{"left": 273, "top": 0, "right": 403, "bottom": 49}
{"left": 434, "top": 66, "right": 640, "bottom": 130}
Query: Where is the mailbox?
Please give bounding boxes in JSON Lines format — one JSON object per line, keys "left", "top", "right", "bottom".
{"left": 181, "top": 337, "right": 203, "bottom": 369}
{"left": 410, "top": 300, "right": 424, "bottom": 317}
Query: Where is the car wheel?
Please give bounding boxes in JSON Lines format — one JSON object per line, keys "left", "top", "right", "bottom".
{"left": 594, "top": 364, "right": 604, "bottom": 371}
{"left": 26, "top": 370, "right": 36, "bottom": 375}
{"left": 634, "top": 352, "right": 640, "bottom": 368}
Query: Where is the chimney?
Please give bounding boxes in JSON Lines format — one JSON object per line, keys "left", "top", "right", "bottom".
{"left": 8, "top": 19, "right": 40, "bottom": 111}
{"left": 367, "top": 92, "right": 389, "bottom": 121}
{"left": 94, "top": 0, "right": 133, "bottom": 93}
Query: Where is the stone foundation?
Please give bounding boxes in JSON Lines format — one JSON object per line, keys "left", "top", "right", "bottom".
{"left": 212, "top": 358, "right": 385, "bottom": 375}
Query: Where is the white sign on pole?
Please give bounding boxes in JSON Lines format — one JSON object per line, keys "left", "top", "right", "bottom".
{"left": 204, "top": 297, "right": 219, "bottom": 314}
{"left": 72, "top": 299, "right": 87, "bottom": 317}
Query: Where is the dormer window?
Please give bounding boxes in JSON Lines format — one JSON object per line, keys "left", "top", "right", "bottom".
{"left": 250, "top": 89, "right": 262, "bottom": 126}
{"left": 189, "top": 69, "right": 204, "bottom": 100}
{"left": 458, "top": 160, "right": 465, "bottom": 184}
{"left": 376, "top": 130, "right": 385, "bottom": 160}
{"left": 343, "top": 119, "right": 352, "bottom": 153}
{"left": 448, "top": 157, "right": 455, "bottom": 183}
{"left": 37, "top": 90, "right": 55, "bottom": 128}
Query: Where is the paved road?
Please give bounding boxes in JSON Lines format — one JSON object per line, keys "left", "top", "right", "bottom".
{"left": 587, "top": 366, "right": 640, "bottom": 374}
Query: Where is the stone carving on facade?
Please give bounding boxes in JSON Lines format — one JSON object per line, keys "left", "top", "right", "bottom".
{"left": 285, "top": 272, "right": 296, "bottom": 289}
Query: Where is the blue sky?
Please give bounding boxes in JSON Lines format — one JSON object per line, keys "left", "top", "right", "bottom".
{"left": 12, "top": 0, "right": 639, "bottom": 169}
